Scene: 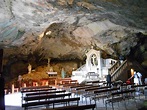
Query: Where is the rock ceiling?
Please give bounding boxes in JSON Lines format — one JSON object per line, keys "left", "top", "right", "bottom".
{"left": 0, "top": 0, "right": 147, "bottom": 68}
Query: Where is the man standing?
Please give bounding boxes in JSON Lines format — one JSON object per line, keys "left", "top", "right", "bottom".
{"left": 106, "top": 73, "right": 111, "bottom": 87}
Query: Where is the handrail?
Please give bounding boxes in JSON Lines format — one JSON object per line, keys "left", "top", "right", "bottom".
{"left": 108, "top": 60, "right": 121, "bottom": 75}
{"left": 111, "top": 60, "right": 128, "bottom": 81}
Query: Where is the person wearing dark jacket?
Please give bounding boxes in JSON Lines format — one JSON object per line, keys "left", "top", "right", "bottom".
{"left": 106, "top": 73, "right": 111, "bottom": 87}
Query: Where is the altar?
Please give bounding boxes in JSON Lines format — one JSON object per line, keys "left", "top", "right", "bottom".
{"left": 47, "top": 72, "right": 57, "bottom": 85}
{"left": 71, "top": 48, "right": 117, "bottom": 83}
{"left": 47, "top": 72, "right": 57, "bottom": 77}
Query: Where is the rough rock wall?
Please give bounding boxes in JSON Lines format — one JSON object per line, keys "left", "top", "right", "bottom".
{"left": 0, "top": 0, "right": 147, "bottom": 80}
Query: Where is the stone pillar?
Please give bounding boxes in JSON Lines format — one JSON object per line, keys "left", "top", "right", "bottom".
{"left": 0, "top": 49, "right": 5, "bottom": 110}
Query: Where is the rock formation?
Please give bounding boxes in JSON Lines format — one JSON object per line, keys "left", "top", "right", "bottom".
{"left": 0, "top": 0, "right": 147, "bottom": 81}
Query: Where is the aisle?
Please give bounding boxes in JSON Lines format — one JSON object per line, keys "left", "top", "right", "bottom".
{"left": 5, "top": 92, "right": 22, "bottom": 107}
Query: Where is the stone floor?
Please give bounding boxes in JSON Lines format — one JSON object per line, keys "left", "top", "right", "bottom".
{"left": 5, "top": 92, "right": 147, "bottom": 110}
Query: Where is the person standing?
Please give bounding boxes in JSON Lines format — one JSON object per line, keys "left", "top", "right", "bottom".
{"left": 137, "top": 71, "right": 142, "bottom": 85}
{"left": 106, "top": 73, "right": 111, "bottom": 87}
{"left": 133, "top": 71, "right": 139, "bottom": 85}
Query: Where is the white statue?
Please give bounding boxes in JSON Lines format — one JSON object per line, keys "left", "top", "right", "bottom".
{"left": 49, "top": 66, "right": 53, "bottom": 72}
{"left": 28, "top": 64, "right": 32, "bottom": 74}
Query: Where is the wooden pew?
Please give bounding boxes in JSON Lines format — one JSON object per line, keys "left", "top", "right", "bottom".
{"left": 62, "top": 80, "right": 78, "bottom": 91}
{"left": 131, "top": 84, "right": 147, "bottom": 88}
{"left": 25, "top": 90, "right": 66, "bottom": 97}
{"left": 131, "top": 84, "right": 147, "bottom": 98}
{"left": 22, "top": 97, "right": 80, "bottom": 110}
{"left": 90, "top": 87, "right": 120, "bottom": 104}
{"left": 85, "top": 86, "right": 109, "bottom": 92}
{"left": 105, "top": 89, "right": 135, "bottom": 110}
{"left": 82, "top": 86, "right": 110, "bottom": 103}
{"left": 20, "top": 85, "right": 52, "bottom": 91}
{"left": 21, "top": 86, "right": 54, "bottom": 103}
{"left": 23, "top": 92, "right": 71, "bottom": 102}
{"left": 42, "top": 104, "right": 96, "bottom": 110}
{"left": 21, "top": 86, "right": 53, "bottom": 97}
{"left": 21, "top": 88, "right": 56, "bottom": 93}
{"left": 70, "top": 85, "right": 91, "bottom": 96}
{"left": 86, "top": 80, "right": 105, "bottom": 86}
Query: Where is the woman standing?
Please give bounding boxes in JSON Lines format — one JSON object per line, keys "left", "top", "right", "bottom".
{"left": 133, "top": 71, "right": 139, "bottom": 85}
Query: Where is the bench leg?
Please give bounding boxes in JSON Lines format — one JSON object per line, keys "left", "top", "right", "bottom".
{"left": 124, "top": 100, "right": 127, "bottom": 110}
{"left": 105, "top": 102, "right": 108, "bottom": 110}
{"left": 90, "top": 98, "right": 92, "bottom": 104}
{"left": 85, "top": 97, "right": 87, "bottom": 104}
{"left": 67, "top": 101, "right": 69, "bottom": 106}
{"left": 112, "top": 102, "right": 114, "bottom": 110}
{"left": 102, "top": 98, "right": 105, "bottom": 103}
{"left": 53, "top": 103, "right": 55, "bottom": 109}
{"left": 45, "top": 104, "right": 49, "bottom": 109}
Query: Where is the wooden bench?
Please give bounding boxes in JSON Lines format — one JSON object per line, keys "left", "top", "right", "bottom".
{"left": 105, "top": 89, "right": 135, "bottom": 110}
{"left": 22, "top": 97, "right": 80, "bottom": 110}
{"left": 131, "top": 84, "right": 147, "bottom": 88}
{"left": 86, "top": 80, "right": 106, "bottom": 86}
{"left": 70, "top": 85, "right": 91, "bottom": 96}
{"left": 62, "top": 80, "right": 78, "bottom": 90}
{"left": 21, "top": 88, "right": 56, "bottom": 94}
{"left": 91, "top": 87, "right": 120, "bottom": 104}
{"left": 42, "top": 104, "right": 96, "bottom": 110}
{"left": 131, "top": 84, "right": 147, "bottom": 99}
{"left": 85, "top": 86, "right": 109, "bottom": 92}
{"left": 21, "top": 86, "right": 53, "bottom": 96}
{"left": 20, "top": 86, "right": 52, "bottom": 91}
{"left": 23, "top": 92, "right": 71, "bottom": 103}
{"left": 82, "top": 86, "right": 110, "bottom": 103}
{"left": 21, "top": 86, "right": 54, "bottom": 103}
{"left": 25, "top": 90, "right": 66, "bottom": 97}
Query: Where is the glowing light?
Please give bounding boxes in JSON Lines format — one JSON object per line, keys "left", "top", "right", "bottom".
{"left": 131, "top": 68, "right": 134, "bottom": 76}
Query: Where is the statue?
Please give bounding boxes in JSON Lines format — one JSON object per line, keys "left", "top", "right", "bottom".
{"left": 47, "top": 58, "right": 51, "bottom": 71}
{"left": 91, "top": 54, "right": 98, "bottom": 66}
{"left": 28, "top": 64, "right": 32, "bottom": 74}
{"left": 49, "top": 66, "right": 53, "bottom": 72}
{"left": 18, "top": 75, "right": 22, "bottom": 88}
{"left": 61, "top": 68, "right": 66, "bottom": 78}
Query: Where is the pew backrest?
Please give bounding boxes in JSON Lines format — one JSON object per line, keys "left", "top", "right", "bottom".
{"left": 24, "top": 92, "right": 71, "bottom": 102}
{"left": 25, "top": 90, "right": 66, "bottom": 97}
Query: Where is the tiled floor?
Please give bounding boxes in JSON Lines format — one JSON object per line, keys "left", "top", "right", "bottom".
{"left": 5, "top": 92, "right": 147, "bottom": 110}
